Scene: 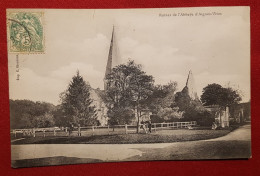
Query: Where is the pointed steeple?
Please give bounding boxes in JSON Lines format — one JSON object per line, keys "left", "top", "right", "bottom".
{"left": 185, "top": 70, "right": 199, "bottom": 100}
{"left": 105, "top": 26, "right": 114, "bottom": 78}
{"left": 104, "top": 26, "right": 120, "bottom": 90}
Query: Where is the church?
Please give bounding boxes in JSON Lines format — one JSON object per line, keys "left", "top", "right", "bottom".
{"left": 88, "top": 27, "right": 119, "bottom": 126}
{"left": 89, "top": 26, "right": 154, "bottom": 126}
{"left": 88, "top": 27, "right": 208, "bottom": 126}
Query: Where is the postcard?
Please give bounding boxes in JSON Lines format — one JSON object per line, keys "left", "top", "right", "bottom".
{"left": 7, "top": 7, "right": 251, "bottom": 168}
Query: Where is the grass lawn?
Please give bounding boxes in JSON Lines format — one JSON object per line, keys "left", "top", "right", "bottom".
{"left": 125, "top": 140, "right": 251, "bottom": 161}
{"left": 12, "top": 129, "right": 231, "bottom": 144}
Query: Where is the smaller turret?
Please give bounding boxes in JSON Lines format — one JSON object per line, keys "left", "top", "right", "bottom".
{"left": 183, "top": 70, "right": 199, "bottom": 100}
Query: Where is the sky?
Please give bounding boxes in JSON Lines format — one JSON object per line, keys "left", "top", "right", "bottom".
{"left": 8, "top": 7, "right": 250, "bottom": 105}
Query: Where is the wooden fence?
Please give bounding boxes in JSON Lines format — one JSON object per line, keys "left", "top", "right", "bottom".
{"left": 10, "top": 121, "right": 197, "bottom": 138}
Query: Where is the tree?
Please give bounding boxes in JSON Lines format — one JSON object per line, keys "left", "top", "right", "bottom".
{"left": 200, "top": 83, "right": 222, "bottom": 106}
{"left": 52, "top": 105, "right": 66, "bottom": 127}
{"left": 157, "top": 107, "right": 183, "bottom": 122}
{"left": 107, "top": 107, "right": 135, "bottom": 125}
{"left": 32, "top": 113, "right": 55, "bottom": 128}
{"left": 146, "top": 82, "right": 182, "bottom": 122}
{"left": 201, "top": 83, "right": 242, "bottom": 108}
{"left": 148, "top": 82, "right": 177, "bottom": 110}
{"left": 9, "top": 99, "right": 56, "bottom": 129}
{"left": 129, "top": 62, "right": 154, "bottom": 133}
{"left": 174, "top": 87, "right": 192, "bottom": 112}
{"left": 105, "top": 60, "right": 154, "bottom": 132}
{"left": 60, "top": 71, "right": 98, "bottom": 127}
{"left": 174, "top": 85, "right": 212, "bottom": 126}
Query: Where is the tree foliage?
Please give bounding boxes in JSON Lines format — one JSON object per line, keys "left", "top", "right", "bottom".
{"left": 32, "top": 113, "right": 55, "bottom": 128}
{"left": 10, "top": 99, "right": 55, "bottom": 129}
{"left": 148, "top": 82, "right": 177, "bottom": 110}
{"left": 201, "top": 83, "right": 242, "bottom": 107}
{"left": 60, "top": 71, "right": 98, "bottom": 126}
{"left": 174, "top": 85, "right": 214, "bottom": 126}
{"left": 105, "top": 60, "right": 154, "bottom": 131}
{"left": 147, "top": 81, "right": 183, "bottom": 122}
{"left": 107, "top": 107, "right": 135, "bottom": 125}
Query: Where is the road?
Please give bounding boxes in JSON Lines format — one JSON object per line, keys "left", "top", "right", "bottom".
{"left": 11, "top": 125, "right": 251, "bottom": 167}
{"left": 126, "top": 124, "right": 251, "bottom": 161}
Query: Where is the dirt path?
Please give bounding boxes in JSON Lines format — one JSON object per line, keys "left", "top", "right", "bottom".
{"left": 207, "top": 124, "right": 251, "bottom": 141}
{"left": 126, "top": 124, "right": 251, "bottom": 161}
{"left": 11, "top": 138, "right": 25, "bottom": 143}
{"left": 11, "top": 124, "right": 251, "bottom": 167}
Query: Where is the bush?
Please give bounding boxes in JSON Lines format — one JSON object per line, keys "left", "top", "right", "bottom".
{"left": 150, "top": 114, "right": 164, "bottom": 123}
{"left": 184, "top": 110, "right": 215, "bottom": 126}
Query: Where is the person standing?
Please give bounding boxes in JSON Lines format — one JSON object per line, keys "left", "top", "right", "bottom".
{"left": 141, "top": 120, "right": 147, "bottom": 134}
{"left": 148, "top": 119, "right": 152, "bottom": 133}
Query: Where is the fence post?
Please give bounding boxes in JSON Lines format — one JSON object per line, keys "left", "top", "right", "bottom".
{"left": 13, "top": 130, "right": 16, "bottom": 138}
{"left": 54, "top": 128, "right": 56, "bottom": 136}
{"left": 65, "top": 127, "right": 68, "bottom": 136}
{"left": 154, "top": 123, "right": 156, "bottom": 132}
{"left": 108, "top": 125, "right": 110, "bottom": 135}
{"left": 43, "top": 130, "right": 46, "bottom": 137}
{"left": 33, "top": 128, "right": 36, "bottom": 137}
{"left": 92, "top": 126, "right": 94, "bottom": 136}
{"left": 161, "top": 123, "right": 163, "bottom": 128}
{"left": 78, "top": 127, "right": 81, "bottom": 136}
{"left": 125, "top": 124, "right": 128, "bottom": 134}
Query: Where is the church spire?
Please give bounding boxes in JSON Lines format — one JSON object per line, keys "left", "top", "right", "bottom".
{"left": 104, "top": 26, "right": 120, "bottom": 90}
{"left": 105, "top": 26, "right": 114, "bottom": 79}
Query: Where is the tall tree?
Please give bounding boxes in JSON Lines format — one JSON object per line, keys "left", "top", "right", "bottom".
{"left": 105, "top": 60, "right": 154, "bottom": 132}
{"left": 60, "top": 71, "right": 97, "bottom": 126}
{"left": 201, "top": 83, "right": 242, "bottom": 108}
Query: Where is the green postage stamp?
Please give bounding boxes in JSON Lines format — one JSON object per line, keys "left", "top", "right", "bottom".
{"left": 7, "top": 11, "right": 44, "bottom": 54}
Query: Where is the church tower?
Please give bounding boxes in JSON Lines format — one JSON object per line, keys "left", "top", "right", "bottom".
{"left": 184, "top": 70, "right": 199, "bottom": 100}
{"left": 104, "top": 26, "right": 120, "bottom": 90}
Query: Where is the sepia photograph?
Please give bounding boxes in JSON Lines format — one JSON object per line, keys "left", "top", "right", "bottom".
{"left": 7, "top": 7, "right": 251, "bottom": 168}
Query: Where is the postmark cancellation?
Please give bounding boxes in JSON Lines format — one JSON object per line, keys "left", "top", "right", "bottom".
{"left": 7, "top": 11, "right": 44, "bottom": 54}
